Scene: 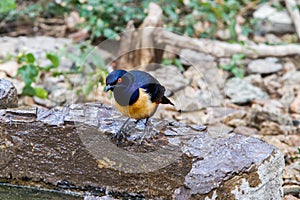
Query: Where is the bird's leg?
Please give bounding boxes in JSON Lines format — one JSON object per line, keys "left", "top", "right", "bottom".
{"left": 139, "top": 118, "right": 149, "bottom": 145}
{"left": 115, "top": 117, "right": 130, "bottom": 145}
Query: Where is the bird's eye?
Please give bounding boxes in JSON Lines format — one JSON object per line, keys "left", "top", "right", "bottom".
{"left": 117, "top": 78, "right": 122, "bottom": 83}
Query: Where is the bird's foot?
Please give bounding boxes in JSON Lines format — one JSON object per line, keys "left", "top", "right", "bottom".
{"left": 138, "top": 134, "right": 146, "bottom": 145}
{"left": 114, "top": 129, "right": 127, "bottom": 146}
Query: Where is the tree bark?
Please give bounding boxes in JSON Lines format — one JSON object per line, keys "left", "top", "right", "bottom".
{"left": 117, "top": 2, "right": 164, "bottom": 70}
{"left": 155, "top": 29, "right": 300, "bottom": 58}
{"left": 285, "top": 0, "right": 300, "bottom": 40}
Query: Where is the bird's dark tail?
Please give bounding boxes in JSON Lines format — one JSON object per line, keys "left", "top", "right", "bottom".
{"left": 161, "top": 96, "right": 174, "bottom": 106}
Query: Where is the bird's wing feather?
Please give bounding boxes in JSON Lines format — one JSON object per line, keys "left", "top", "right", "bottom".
{"left": 129, "top": 70, "right": 165, "bottom": 103}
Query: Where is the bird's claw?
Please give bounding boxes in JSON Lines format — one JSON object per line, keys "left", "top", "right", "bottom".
{"left": 114, "top": 129, "right": 126, "bottom": 146}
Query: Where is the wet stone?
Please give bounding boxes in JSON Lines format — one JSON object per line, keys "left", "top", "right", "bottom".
{"left": 0, "top": 103, "right": 284, "bottom": 199}
{"left": 0, "top": 79, "right": 18, "bottom": 109}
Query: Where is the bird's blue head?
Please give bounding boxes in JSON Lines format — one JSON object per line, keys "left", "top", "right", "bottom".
{"left": 104, "top": 70, "right": 127, "bottom": 92}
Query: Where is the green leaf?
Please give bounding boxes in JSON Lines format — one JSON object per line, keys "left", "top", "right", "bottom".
{"left": 21, "top": 85, "right": 48, "bottom": 98}
{"left": 22, "top": 85, "right": 35, "bottom": 96}
{"left": 46, "top": 53, "right": 60, "bottom": 68}
{"left": 232, "top": 53, "right": 245, "bottom": 62}
{"left": 17, "top": 64, "right": 39, "bottom": 85}
{"left": 221, "top": 64, "right": 233, "bottom": 70}
{"left": 162, "top": 58, "right": 173, "bottom": 66}
{"left": 26, "top": 53, "right": 35, "bottom": 64}
{"left": 103, "top": 28, "right": 116, "bottom": 39}
{"left": 232, "top": 67, "right": 244, "bottom": 78}
{"left": 174, "top": 58, "right": 184, "bottom": 72}
{"left": 33, "top": 87, "right": 48, "bottom": 99}
{"left": 82, "top": 79, "right": 95, "bottom": 96}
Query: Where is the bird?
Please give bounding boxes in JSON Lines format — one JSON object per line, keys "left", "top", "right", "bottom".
{"left": 104, "top": 69, "right": 174, "bottom": 145}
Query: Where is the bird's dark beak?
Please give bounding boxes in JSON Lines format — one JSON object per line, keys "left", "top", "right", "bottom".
{"left": 104, "top": 85, "right": 114, "bottom": 92}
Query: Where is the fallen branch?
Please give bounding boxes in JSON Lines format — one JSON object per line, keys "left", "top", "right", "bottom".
{"left": 117, "top": 2, "right": 164, "bottom": 70}
{"left": 285, "top": 0, "right": 300, "bottom": 40}
{"left": 156, "top": 29, "right": 300, "bottom": 58}
{"left": 117, "top": 2, "right": 300, "bottom": 68}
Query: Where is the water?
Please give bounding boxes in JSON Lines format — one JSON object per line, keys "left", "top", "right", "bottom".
{"left": 0, "top": 183, "right": 83, "bottom": 200}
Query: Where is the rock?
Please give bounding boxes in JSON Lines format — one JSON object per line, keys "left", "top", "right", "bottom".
{"left": 283, "top": 61, "right": 297, "bottom": 72}
{"left": 44, "top": 75, "right": 66, "bottom": 92}
{"left": 149, "top": 66, "right": 189, "bottom": 94}
{"left": 183, "top": 61, "right": 225, "bottom": 108}
{"left": 0, "top": 103, "right": 285, "bottom": 199}
{"left": 207, "top": 123, "right": 233, "bottom": 136}
{"left": 219, "top": 108, "right": 246, "bottom": 124}
{"left": 173, "top": 110, "right": 207, "bottom": 124}
{"left": 262, "top": 135, "right": 300, "bottom": 156}
{"left": 185, "top": 61, "right": 226, "bottom": 91}
{"left": 290, "top": 93, "right": 300, "bottom": 113}
{"left": 280, "top": 87, "right": 295, "bottom": 111}
{"left": 263, "top": 74, "right": 282, "bottom": 95}
{"left": 216, "top": 29, "right": 231, "bottom": 40}
{"left": 253, "top": 4, "right": 294, "bottom": 34}
{"left": 259, "top": 121, "right": 285, "bottom": 135}
{"left": 33, "top": 96, "right": 56, "bottom": 108}
{"left": 0, "top": 36, "right": 73, "bottom": 69}
{"left": 283, "top": 194, "right": 300, "bottom": 200}
{"left": 265, "top": 34, "right": 282, "bottom": 44}
{"left": 66, "top": 11, "right": 82, "bottom": 29}
{"left": 248, "top": 104, "right": 293, "bottom": 126}
{"left": 1, "top": 77, "right": 25, "bottom": 96}
{"left": 174, "top": 87, "right": 222, "bottom": 112}
{"left": 22, "top": 96, "right": 35, "bottom": 106}
{"left": 226, "top": 118, "right": 247, "bottom": 127}
{"left": 281, "top": 71, "right": 300, "bottom": 86}
{"left": 254, "top": 99, "right": 285, "bottom": 108}
{"left": 0, "top": 61, "right": 20, "bottom": 77}
{"left": 0, "top": 37, "right": 18, "bottom": 58}
{"left": 84, "top": 195, "right": 117, "bottom": 200}
{"left": 284, "top": 162, "right": 300, "bottom": 184}
{"left": 225, "top": 77, "right": 269, "bottom": 104}
{"left": 234, "top": 126, "right": 258, "bottom": 136}
{"left": 0, "top": 79, "right": 18, "bottom": 109}
{"left": 49, "top": 87, "right": 77, "bottom": 105}
{"left": 0, "top": 71, "right": 6, "bottom": 78}
{"left": 180, "top": 49, "right": 214, "bottom": 66}
{"left": 248, "top": 58, "right": 282, "bottom": 74}
{"left": 244, "top": 74, "right": 264, "bottom": 88}
{"left": 17, "top": 36, "right": 71, "bottom": 65}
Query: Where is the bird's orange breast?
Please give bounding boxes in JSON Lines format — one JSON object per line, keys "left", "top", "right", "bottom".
{"left": 115, "top": 88, "right": 158, "bottom": 120}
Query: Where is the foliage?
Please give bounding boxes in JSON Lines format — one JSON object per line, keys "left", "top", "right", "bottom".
{"left": 62, "top": 0, "right": 259, "bottom": 40}
{"left": 17, "top": 52, "right": 60, "bottom": 98}
{"left": 15, "top": 43, "right": 107, "bottom": 99}
{"left": 219, "top": 53, "right": 245, "bottom": 78}
{"left": 0, "top": 0, "right": 262, "bottom": 42}
{"left": 0, "top": 0, "right": 16, "bottom": 13}
{"left": 57, "top": 41, "right": 107, "bottom": 97}
{"left": 162, "top": 58, "right": 184, "bottom": 72}
{"left": 64, "top": 0, "right": 144, "bottom": 40}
